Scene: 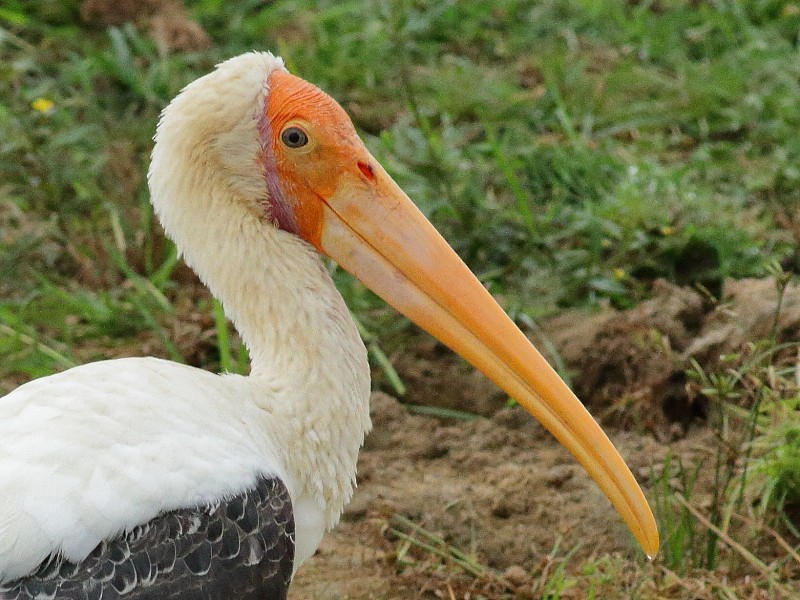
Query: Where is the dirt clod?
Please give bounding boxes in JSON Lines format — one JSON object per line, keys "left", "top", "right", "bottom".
{"left": 544, "top": 465, "right": 574, "bottom": 489}
{"left": 686, "top": 277, "right": 800, "bottom": 361}
{"left": 149, "top": 2, "right": 211, "bottom": 54}
{"left": 80, "top": 0, "right": 210, "bottom": 53}
{"left": 541, "top": 279, "right": 707, "bottom": 433}
{"left": 503, "top": 564, "right": 530, "bottom": 587}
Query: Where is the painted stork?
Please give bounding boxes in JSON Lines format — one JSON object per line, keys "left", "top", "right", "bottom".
{"left": 0, "top": 53, "right": 658, "bottom": 599}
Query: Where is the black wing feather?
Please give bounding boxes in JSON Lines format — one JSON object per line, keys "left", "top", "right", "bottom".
{"left": 0, "top": 476, "right": 295, "bottom": 600}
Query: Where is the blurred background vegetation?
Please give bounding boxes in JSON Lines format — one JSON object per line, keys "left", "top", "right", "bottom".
{"left": 2, "top": 0, "right": 799, "bottom": 377}
{"left": 1, "top": 0, "right": 798, "bottom": 386}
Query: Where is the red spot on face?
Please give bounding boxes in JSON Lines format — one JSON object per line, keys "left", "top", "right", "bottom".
{"left": 357, "top": 161, "right": 375, "bottom": 181}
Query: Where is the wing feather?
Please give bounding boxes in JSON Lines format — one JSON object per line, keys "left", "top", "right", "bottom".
{"left": 0, "top": 477, "right": 294, "bottom": 600}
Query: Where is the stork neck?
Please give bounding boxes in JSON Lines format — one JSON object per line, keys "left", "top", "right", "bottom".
{"left": 149, "top": 78, "right": 372, "bottom": 526}
{"left": 175, "top": 187, "right": 364, "bottom": 386}
{"left": 184, "top": 191, "right": 372, "bottom": 527}
{"left": 154, "top": 177, "right": 371, "bottom": 518}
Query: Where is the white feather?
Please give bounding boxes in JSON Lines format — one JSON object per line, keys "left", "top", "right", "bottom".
{"left": 0, "top": 52, "right": 372, "bottom": 583}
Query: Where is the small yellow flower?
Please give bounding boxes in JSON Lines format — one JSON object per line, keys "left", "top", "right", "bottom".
{"left": 613, "top": 268, "right": 626, "bottom": 280}
{"left": 31, "top": 98, "right": 55, "bottom": 114}
{"left": 660, "top": 226, "right": 674, "bottom": 236}
{"left": 782, "top": 4, "right": 800, "bottom": 17}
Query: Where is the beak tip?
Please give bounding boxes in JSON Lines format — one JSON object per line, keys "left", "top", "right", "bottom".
{"left": 637, "top": 515, "right": 660, "bottom": 558}
{"left": 647, "top": 536, "right": 660, "bottom": 559}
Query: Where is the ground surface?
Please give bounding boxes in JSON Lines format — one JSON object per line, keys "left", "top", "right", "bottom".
{"left": 291, "top": 394, "right": 670, "bottom": 600}
{"left": 290, "top": 278, "right": 800, "bottom": 599}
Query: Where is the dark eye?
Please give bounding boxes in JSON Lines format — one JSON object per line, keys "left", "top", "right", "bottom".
{"left": 281, "top": 126, "right": 308, "bottom": 148}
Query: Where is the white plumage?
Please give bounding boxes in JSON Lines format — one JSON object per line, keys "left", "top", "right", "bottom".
{"left": 0, "top": 52, "right": 371, "bottom": 584}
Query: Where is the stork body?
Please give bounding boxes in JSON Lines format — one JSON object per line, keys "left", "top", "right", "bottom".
{"left": 1, "top": 54, "right": 368, "bottom": 597}
{"left": 0, "top": 53, "right": 657, "bottom": 598}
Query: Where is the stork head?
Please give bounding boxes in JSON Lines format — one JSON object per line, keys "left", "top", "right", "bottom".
{"left": 150, "top": 52, "right": 658, "bottom": 557}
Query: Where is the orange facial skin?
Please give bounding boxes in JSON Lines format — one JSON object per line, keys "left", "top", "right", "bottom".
{"left": 262, "top": 69, "right": 376, "bottom": 249}
{"left": 258, "top": 67, "right": 659, "bottom": 558}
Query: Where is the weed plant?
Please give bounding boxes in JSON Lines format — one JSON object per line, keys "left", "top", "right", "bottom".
{"left": 2, "top": 1, "right": 798, "bottom": 386}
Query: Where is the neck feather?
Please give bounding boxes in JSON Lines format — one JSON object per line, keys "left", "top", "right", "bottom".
{"left": 147, "top": 51, "right": 372, "bottom": 528}
{"left": 156, "top": 169, "right": 371, "bottom": 526}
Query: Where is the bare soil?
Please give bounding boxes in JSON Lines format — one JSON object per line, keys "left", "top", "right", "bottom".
{"left": 291, "top": 393, "right": 684, "bottom": 600}
{"left": 290, "top": 278, "right": 800, "bottom": 599}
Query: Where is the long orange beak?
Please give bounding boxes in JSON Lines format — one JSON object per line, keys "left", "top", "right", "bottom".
{"left": 317, "top": 155, "right": 659, "bottom": 557}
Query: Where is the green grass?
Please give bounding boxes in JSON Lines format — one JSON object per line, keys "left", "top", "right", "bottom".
{"left": 3, "top": 0, "right": 797, "bottom": 301}
{"left": 645, "top": 269, "right": 800, "bottom": 592}
{"left": 1, "top": 0, "right": 796, "bottom": 381}
{"left": 2, "top": 1, "right": 793, "bottom": 365}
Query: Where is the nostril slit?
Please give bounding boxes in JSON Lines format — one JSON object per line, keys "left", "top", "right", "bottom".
{"left": 357, "top": 161, "right": 375, "bottom": 180}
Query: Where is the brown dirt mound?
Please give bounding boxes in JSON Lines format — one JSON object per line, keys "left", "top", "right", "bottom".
{"left": 80, "top": 0, "right": 210, "bottom": 54}
{"left": 289, "top": 393, "right": 722, "bottom": 599}
{"left": 541, "top": 279, "right": 707, "bottom": 436}
{"left": 395, "top": 278, "right": 800, "bottom": 441}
